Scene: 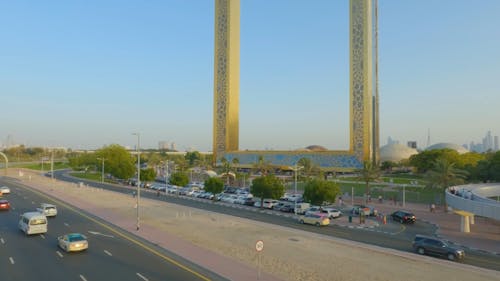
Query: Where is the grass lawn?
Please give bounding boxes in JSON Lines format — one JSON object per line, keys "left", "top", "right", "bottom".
{"left": 18, "top": 162, "right": 71, "bottom": 171}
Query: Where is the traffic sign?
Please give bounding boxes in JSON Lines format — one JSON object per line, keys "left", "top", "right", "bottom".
{"left": 255, "top": 240, "right": 264, "bottom": 252}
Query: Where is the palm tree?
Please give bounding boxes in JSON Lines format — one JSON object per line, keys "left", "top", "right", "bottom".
{"left": 358, "top": 161, "right": 381, "bottom": 195}
{"left": 426, "top": 157, "right": 468, "bottom": 189}
{"left": 426, "top": 157, "right": 468, "bottom": 212}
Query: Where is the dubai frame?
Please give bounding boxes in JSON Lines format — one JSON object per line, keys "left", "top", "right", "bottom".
{"left": 213, "top": 0, "right": 379, "bottom": 171}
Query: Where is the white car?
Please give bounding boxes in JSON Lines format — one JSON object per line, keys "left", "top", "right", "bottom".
{"left": 320, "top": 207, "right": 342, "bottom": 219}
{"left": 57, "top": 233, "right": 88, "bottom": 252}
{"left": 37, "top": 203, "right": 58, "bottom": 217}
{"left": 0, "top": 186, "right": 11, "bottom": 194}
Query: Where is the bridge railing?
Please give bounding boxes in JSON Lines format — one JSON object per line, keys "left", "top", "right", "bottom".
{"left": 446, "top": 189, "right": 500, "bottom": 221}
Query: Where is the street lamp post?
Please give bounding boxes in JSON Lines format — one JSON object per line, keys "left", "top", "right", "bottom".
{"left": 97, "top": 157, "right": 105, "bottom": 183}
{"left": 292, "top": 164, "right": 304, "bottom": 214}
{"left": 132, "top": 133, "right": 141, "bottom": 231}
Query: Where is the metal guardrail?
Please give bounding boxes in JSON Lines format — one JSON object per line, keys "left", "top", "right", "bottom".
{"left": 446, "top": 187, "right": 500, "bottom": 221}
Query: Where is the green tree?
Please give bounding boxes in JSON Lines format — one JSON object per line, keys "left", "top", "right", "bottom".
{"left": 250, "top": 175, "right": 285, "bottom": 208}
{"left": 140, "top": 168, "right": 156, "bottom": 183}
{"left": 358, "top": 161, "right": 380, "bottom": 195}
{"left": 426, "top": 157, "right": 468, "bottom": 189}
{"left": 185, "top": 151, "right": 202, "bottom": 166}
{"left": 380, "top": 161, "right": 396, "bottom": 172}
{"left": 95, "top": 144, "right": 135, "bottom": 180}
{"left": 253, "top": 155, "right": 272, "bottom": 175}
{"left": 204, "top": 177, "right": 224, "bottom": 197}
{"left": 302, "top": 178, "right": 340, "bottom": 206}
{"left": 409, "top": 149, "right": 460, "bottom": 173}
{"left": 169, "top": 172, "right": 189, "bottom": 187}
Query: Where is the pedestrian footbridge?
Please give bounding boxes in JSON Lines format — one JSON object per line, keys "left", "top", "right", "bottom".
{"left": 446, "top": 183, "right": 500, "bottom": 232}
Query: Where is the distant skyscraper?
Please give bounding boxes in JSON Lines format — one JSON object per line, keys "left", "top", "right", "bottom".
{"left": 494, "top": 136, "right": 499, "bottom": 151}
{"left": 426, "top": 128, "right": 431, "bottom": 148}
{"left": 407, "top": 141, "right": 417, "bottom": 149}
{"left": 387, "top": 136, "right": 398, "bottom": 145}
{"left": 158, "top": 141, "right": 170, "bottom": 150}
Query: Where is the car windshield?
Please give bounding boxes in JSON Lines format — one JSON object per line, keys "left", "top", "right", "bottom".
{"left": 30, "top": 219, "right": 47, "bottom": 225}
{"left": 68, "top": 235, "right": 86, "bottom": 242}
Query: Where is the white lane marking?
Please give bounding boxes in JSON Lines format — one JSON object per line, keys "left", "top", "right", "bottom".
{"left": 88, "top": 231, "right": 114, "bottom": 238}
{"left": 104, "top": 250, "right": 112, "bottom": 256}
{"left": 136, "top": 273, "right": 149, "bottom": 281}
{"left": 1, "top": 238, "right": 4, "bottom": 244}
{"left": 79, "top": 274, "right": 88, "bottom": 281}
{"left": 64, "top": 222, "right": 70, "bottom": 227}
{"left": 56, "top": 251, "right": 63, "bottom": 258}
{"left": 40, "top": 234, "right": 45, "bottom": 239}
{"left": 9, "top": 257, "right": 15, "bottom": 264}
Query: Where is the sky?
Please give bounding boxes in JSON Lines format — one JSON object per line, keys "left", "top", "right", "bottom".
{"left": 1, "top": 0, "right": 499, "bottom": 152}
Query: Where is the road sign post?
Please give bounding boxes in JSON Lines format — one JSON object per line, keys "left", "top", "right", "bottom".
{"left": 255, "top": 240, "right": 264, "bottom": 279}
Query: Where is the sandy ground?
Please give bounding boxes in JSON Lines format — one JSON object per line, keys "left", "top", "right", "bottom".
{"left": 8, "top": 170, "right": 499, "bottom": 281}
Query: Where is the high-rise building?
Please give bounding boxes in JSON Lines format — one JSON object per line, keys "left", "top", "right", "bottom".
{"left": 494, "top": 136, "right": 499, "bottom": 151}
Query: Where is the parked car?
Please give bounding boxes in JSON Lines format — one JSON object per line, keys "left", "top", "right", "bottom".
{"left": 57, "top": 233, "right": 89, "bottom": 252}
{"left": 298, "top": 213, "right": 330, "bottom": 226}
{"left": 294, "top": 202, "right": 311, "bottom": 215}
{"left": 305, "top": 206, "right": 322, "bottom": 216}
{"left": 351, "top": 205, "right": 371, "bottom": 216}
{"left": 320, "top": 207, "right": 342, "bottom": 219}
{"left": 0, "top": 186, "right": 11, "bottom": 194}
{"left": 412, "top": 234, "right": 465, "bottom": 261}
{"left": 243, "top": 198, "right": 256, "bottom": 206}
{"left": 272, "top": 201, "right": 287, "bottom": 211}
{"left": 0, "top": 199, "right": 10, "bottom": 210}
{"left": 262, "top": 199, "right": 278, "bottom": 209}
{"left": 391, "top": 210, "right": 416, "bottom": 224}
{"left": 279, "top": 203, "right": 295, "bottom": 213}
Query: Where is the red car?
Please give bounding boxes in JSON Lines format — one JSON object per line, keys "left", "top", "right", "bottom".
{"left": 0, "top": 199, "right": 10, "bottom": 210}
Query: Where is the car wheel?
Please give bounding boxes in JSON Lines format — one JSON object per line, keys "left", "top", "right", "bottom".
{"left": 300, "top": 220, "right": 304, "bottom": 224}
{"left": 447, "top": 253, "right": 456, "bottom": 261}
{"left": 315, "top": 222, "right": 320, "bottom": 227}
{"left": 417, "top": 247, "right": 425, "bottom": 255}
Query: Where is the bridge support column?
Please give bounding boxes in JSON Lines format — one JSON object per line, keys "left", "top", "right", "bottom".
{"left": 470, "top": 214, "right": 475, "bottom": 225}
{"left": 460, "top": 215, "right": 470, "bottom": 233}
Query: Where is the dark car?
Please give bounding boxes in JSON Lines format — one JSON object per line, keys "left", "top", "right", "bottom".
{"left": 412, "top": 235, "right": 465, "bottom": 261}
{"left": 279, "top": 203, "right": 295, "bottom": 213}
{"left": 391, "top": 210, "right": 416, "bottom": 224}
{"left": 243, "top": 198, "right": 256, "bottom": 206}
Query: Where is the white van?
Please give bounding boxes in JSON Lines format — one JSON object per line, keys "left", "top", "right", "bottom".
{"left": 294, "top": 203, "right": 311, "bottom": 215}
{"left": 37, "top": 203, "right": 58, "bottom": 217}
{"left": 19, "top": 212, "right": 48, "bottom": 235}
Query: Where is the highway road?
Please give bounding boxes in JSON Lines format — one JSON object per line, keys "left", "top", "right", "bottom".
{"left": 21, "top": 170, "right": 500, "bottom": 272}
{"left": 0, "top": 178, "right": 227, "bottom": 281}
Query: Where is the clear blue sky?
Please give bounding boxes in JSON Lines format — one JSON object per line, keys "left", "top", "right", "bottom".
{"left": 1, "top": 0, "right": 499, "bottom": 151}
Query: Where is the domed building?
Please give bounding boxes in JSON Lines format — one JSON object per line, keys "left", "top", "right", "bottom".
{"left": 380, "top": 143, "right": 418, "bottom": 162}
{"left": 426, "top": 143, "right": 469, "bottom": 154}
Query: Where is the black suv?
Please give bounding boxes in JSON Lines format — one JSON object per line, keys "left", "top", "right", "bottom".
{"left": 412, "top": 235, "right": 465, "bottom": 261}
{"left": 390, "top": 210, "right": 416, "bottom": 224}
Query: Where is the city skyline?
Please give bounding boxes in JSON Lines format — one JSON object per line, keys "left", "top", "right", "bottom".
{"left": 2, "top": 1, "right": 500, "bottom": 151}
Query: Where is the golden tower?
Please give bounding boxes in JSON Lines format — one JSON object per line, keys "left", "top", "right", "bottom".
{"left": 349, "top": 0, "right": 377, "bottom": 163}
{"left": 213, "top": 0, "right": 240, "bottom": 162}
{"left": 213, "top": 0, "right": 379, "bottom": 168}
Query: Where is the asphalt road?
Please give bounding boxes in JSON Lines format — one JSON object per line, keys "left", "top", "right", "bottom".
{"left": 0, "top": 178, "right": 228, "bottom": 281}
{"left": 42, "top": 171, "right": 500, "bottom": 271}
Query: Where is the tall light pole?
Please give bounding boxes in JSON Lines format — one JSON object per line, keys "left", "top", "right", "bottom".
{"left": 292, "top": 164, "right": 304, "bottom": 214}
{"left": 132, "top": 133, "right": 141, "bottom": 231}
{"left": 97, "top": 157, "right": 105, "bottom": 183}
{"left": 50, "top": 150, "right": 54, "bottom": 180}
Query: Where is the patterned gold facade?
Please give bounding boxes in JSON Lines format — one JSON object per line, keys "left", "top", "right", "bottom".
{"left": 213, "top": 0, "right": 240, "bottom": 162}
{"left": 213, "top": 0, "right": 379, "bottom": 168}
{"left": 350, "top": 0, "right": 374, "bottom": 162}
